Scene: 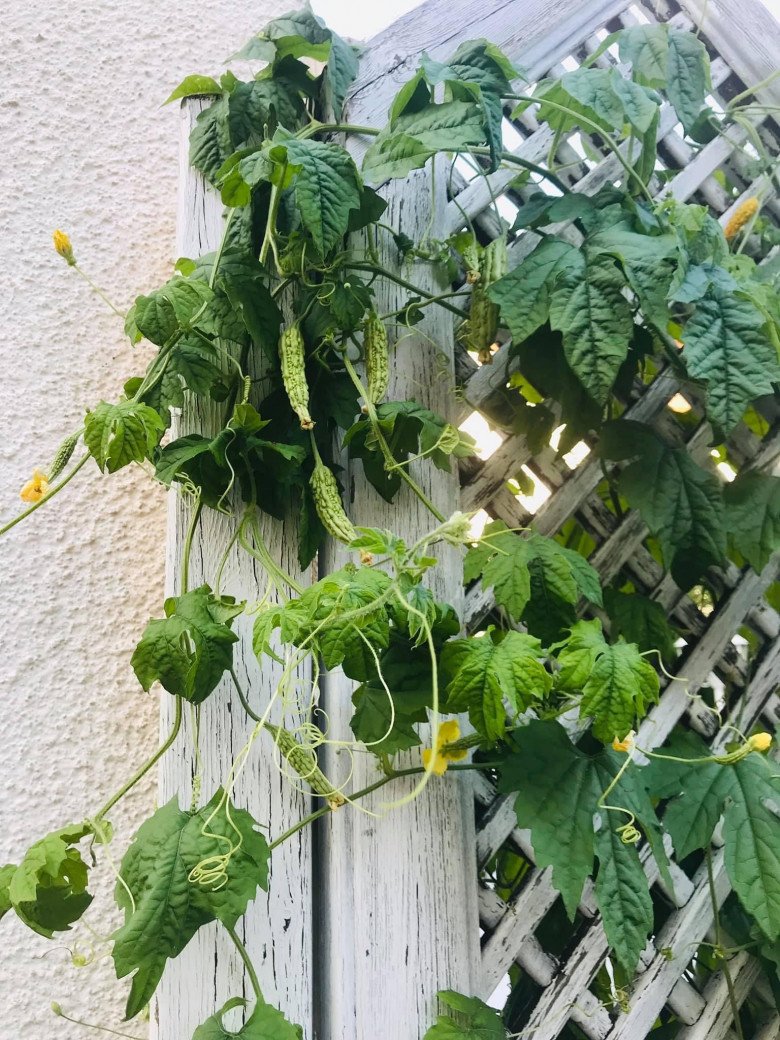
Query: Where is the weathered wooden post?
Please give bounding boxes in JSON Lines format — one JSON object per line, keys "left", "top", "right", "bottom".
{"left": 154, "top": 102, "right": 314, "bottom": 1039}
{"left": 313, "top": 54, "right": 482, "bottom": 1040}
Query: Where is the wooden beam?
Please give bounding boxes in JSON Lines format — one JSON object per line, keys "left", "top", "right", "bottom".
{"left": 153, "top": 102, "right": 314, "bottom": 1040}
{"left": 314, "top": 166, "right": 479, "bottom": 1036}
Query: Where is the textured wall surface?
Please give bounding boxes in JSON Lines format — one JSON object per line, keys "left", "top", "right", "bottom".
{"left": 0, "top": 3, "right": 283, "bottom": 1036}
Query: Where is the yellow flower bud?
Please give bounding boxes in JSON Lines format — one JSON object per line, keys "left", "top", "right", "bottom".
{"left": 724, "top": 198, "right": 759, "bottom": 241}
{"left": 51, "top": 1003, "right": 64, "bottom": 1017}
{"left": 749, "top": 731, "right": 772, "bottom": 753}
{"left": 20, "top": 468, "right": 49, "bottom": 503}
{"left": 53, "top": 229, "right": 75, "bottom": 264}
{"left": 612, "top": 731, "right": 636, "bottom": 753}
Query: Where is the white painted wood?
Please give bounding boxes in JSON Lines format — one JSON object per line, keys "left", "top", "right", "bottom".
{"left": 346, "top": 0, "right": 632, "bottom": 156}
{"left": 154, "top": 102, "right": 313, "bottom": 1040}
{"left": 314, "top": 163, "right": 479, "bottom": 1038}
{"left": 678, "top": 0, "right": 780, "bottom": 109}
{"left": 676, "top": 952, "right": 761, "bottom": 1040}
{"left": 608, "top": 852, "right": 731, "bottom": 1039}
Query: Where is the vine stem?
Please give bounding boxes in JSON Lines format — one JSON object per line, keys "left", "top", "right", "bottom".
{"left": 223, "top": 921, "right": 265, "bottom": 1005}
{"left": 503, "top": 93, "right": 653, "bottom": 202}
{"left": 727, "top": 69, "right": 780, "bottom": 109}
{"left": 346, "top": 262, "right": 469, "bottom": 319}
{"left": 268, "top": 762, "right": 498, "bottom": 851}
{"left": 72, "top": 265, "right": 127, "bottom": 319}
{"left": 705, "top": 847, "right": 745, "bottom": 1040}
{"left": 93, "top": 697, "right": 183, "bottom": 821}
{"left": 0, "top": 453, "right": 90, "bottom": 538}
{"left": 469, "top": 146, "right": 572, "bottom": 195}
{"left": 342, "top": 353, "right": 446, "bottom": 523}
{"left": 259, "top": 169, "right": 285, "bottom": 268}
{"left": 51, "top": 1006, "right": 143, "bottom": 1040}
{"left": 181, "top": 497, "right": 203, "bottom": 594}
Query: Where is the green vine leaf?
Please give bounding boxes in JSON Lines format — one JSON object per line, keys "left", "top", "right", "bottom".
{"left": 362, "top": 101, "right": 486, "bottom": 184}
{"left": 193, "top": 998, "right": 303, "bottom": 1040}
{"left": 420, "top": 40, "right": 519, "bottom": 169}
{"left": 553, "top": 619, "right": 659, "bottom": 740}
{"left": 548, "top": 249, "right": 634, "bottom": 404}
{"left": 131, "top": 585, "right": 243, "bottom": 705}
{"left": 323, "top": 32, "right": 360, "bottom": 121}
{"left": 645, "top": 731, "right": 780, "bottom": 940}
{"left": 580, "top": 640, "right": 659, "bottom": 744}
{"left": 84, "top": 399, "right": 165, "bottom": 474}
{"left": 345, "top": 401, "right": 474, "bottom": 502}
{"left": 271, "top": 137, "right": 363, "bottom": 256}
{"left": 665, "top": 30, "right": 711, "bottom": 135}
{"left": 594, "top": 808, "right": 654, "bottom": 974}
{"left": 499, "top": 719, "right": 668, "bottom": 970}
{"left": 155, "top": 403, "right": 305, "bottom": 515}
{"left": 603, "top": 587, "right": 678, "bottom": 663}
{"left": 3, "top": 824, "right": 93, "bottom": 938}
{"left": 488, "top": 239, "right": 579, "bottom": 347}
{"left": 724, "top": 472, "right": 780, "bottom": 572}
{"left": 190, "top": 96, "right": 233, "bottom": 184}
{"left": 113, "top": 791, "right": 270, "bottom": 1019}
{"left": 253, "top": 566, "right": 393, "bottom": 678}
{"left": 467, "top": 521, "right": 602, "bottom": 643}
{"left": 600, "top": 420, "right": 727, "bottom": 588}
{"left": 682, "top": 286, "right": 780, "bottom": 434}
{"left": 620, "top": 25, "right": 711, "bottom": 134}
{"left": 164, "top": 75, "right": 223, "bottom": 106}
{"left": 441, "top": 629, "right": 551, "bottom": 741}
{"left": 423, "top": 990, "right": 507, "bottom": 1039}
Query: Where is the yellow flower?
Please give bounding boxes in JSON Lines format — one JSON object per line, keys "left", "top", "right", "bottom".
{"left": 749, "top": 731, "right": 772, "bottom": 753}
{"left": 422, "top": 720, "right": 468, "bottom": 776}
{"left": 20, "top": 468, "right": 49, "bottom": 503}
{"left": 612, "top": 730, "right": 636, "bottom": 753}
{"left": 724, "top": 198, "right": 759, "bottom": 240}
{"left": 52, "top": 229, "right": 75, "bottom": 264}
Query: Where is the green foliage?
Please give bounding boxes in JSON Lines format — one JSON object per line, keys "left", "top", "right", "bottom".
{"left": 682, "top": 286, "right": 780, "bottom": 434}
{"left": 604, "top": 587, "right": 678, "bottom": 664}
{"left": 423, "top": 990, "right": 507, "bottom": 1039}
{"left": 345, "top": 401, "right": 475, "bottom": 501}
{"left": 2, "top": 824, "right": 94, "bottom": 938}
{"left": 193, "top": 999, "right": 302, "bottom": 1039}
{"left": 553, "top": 619, "right": 659, "bottom": 741}
{"left": 155, "top": 403, "right": 305, "bottom": 515}
{"left": 131, "top": 585, "right": 243, "bottom": 704}
{"left": 724, "top": 472, "right": 780, "bottom": 571}
{"left": 601, "top": 420, "right": 727, "bottom": 588}
{"left": 465, "top": 521, "right": 602, "bottom": 642}
{"left": 441, "top": 629, "right": 551, "bottom": 741}
{"left": 499, "top": 720, "right": 669, "bottom": 970}
{"left": 646, "top": 732, "right": 780, "bottom": 939}
{"left": 84, "top": 399, "right": 165, "bottom": 473}
{"left": 113, "top": 791, "right": 270, "bottom": 1018}
{"left": 620, "top": 24, "right": 711, "bottom": 133}
{"left": 8, "top": 7, "right": 780, "bottom": 1031}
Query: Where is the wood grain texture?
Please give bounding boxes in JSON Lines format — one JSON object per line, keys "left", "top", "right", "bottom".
{"left": 679, "top": 0, "right": 780, "bottom": 108}
{"left": 153, "top": 102, "right": 313, "bottom": 1040}
{"left": 314, "top": 162, "right": 479, "bottom": 1039}
{"left": 345, "top": 0, "right": 629, "bottom": 159}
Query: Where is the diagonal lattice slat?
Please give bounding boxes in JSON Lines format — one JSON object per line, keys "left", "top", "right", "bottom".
{"left": 434, "top": 0, "right": 780, "bottom": 1036}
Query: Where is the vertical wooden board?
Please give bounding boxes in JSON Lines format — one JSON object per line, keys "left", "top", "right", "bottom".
{"left": 315, "top": 164, "right": 480, "bottom": 1040}
{"left": 152, "top": 102, "right": 313, "bottom": 1040}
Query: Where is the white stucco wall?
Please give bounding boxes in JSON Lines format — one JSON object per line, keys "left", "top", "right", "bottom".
{"left": 0, "top": 3, "right": 284, "bottom": 1036}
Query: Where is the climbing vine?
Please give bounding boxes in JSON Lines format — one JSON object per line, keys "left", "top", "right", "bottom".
{"left": 2, "top": 6, "right": 780, "bottom": 1038}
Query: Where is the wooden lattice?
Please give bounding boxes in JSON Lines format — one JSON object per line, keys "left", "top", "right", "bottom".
{"left": 441, "top": 1, "right": 780, "bottom": 1036}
